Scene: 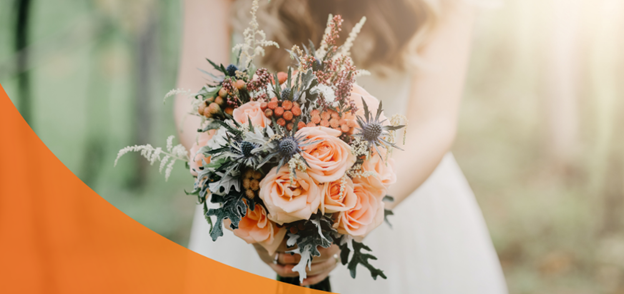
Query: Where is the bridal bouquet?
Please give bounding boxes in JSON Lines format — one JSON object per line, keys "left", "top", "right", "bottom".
{"left": 116, "top": 0, "right": 406, "bottom": 289}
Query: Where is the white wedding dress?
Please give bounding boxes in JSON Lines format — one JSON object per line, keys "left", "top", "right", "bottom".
{"left": 187, "top": 72, "right": 508, "bottom": 293}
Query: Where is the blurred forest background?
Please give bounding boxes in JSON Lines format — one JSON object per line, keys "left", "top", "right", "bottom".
{"left": 1, "top": 0, "right": 623, "bottom": 293}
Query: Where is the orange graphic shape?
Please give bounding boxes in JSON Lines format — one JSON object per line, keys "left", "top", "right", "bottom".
{"left": 0, "top": 84, "right": 331, "bottom": 294}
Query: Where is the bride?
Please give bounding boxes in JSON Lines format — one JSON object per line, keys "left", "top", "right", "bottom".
{"left": 175, "top": 0, "right": 508, "bottom": 293}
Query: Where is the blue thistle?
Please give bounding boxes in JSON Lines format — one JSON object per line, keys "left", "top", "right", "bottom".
{"left": 354, "top": 97, "right": 405, "bottom": 159}
{"left": 226, "top": 64, "right": 238, "bottom": 77}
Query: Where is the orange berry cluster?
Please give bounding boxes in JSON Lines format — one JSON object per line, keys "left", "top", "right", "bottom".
{"left": 307, "top": 109, "right": 357, "bottom": 134}
{"left": 197, "top": 80, "right": 246, "bottom": 119}
{"left": 242, "top": 169, "right": 262, "bottom": 199}
{"left": 261, "top": 97, "right": 306, "bottom": 131}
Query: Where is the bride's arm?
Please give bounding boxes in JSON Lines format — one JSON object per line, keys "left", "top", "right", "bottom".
{"left": 386, "top": 2, "right": 475, "bottom": 209}
{"left": 175, "top": 0, "right": 232, "bottom": 150}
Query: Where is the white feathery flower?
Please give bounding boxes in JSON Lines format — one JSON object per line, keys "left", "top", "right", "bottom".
{"left": 114, "top": 136, "right": 189, "bottom": 181}
{"left": 163, "top": 88, "right": 191, "bottom": 103}
{"left": 166, "top": 135, "right": 174, "bottom": 152}
{"left": 355, "top": 69, "right": 371, "bottom": 77}
{"left": 232, "top": 0, "right": 279, "bottom": 65}
{"left": 159, "top": 155, "right": 170, "bottom": 173}
{"left": 339, "top": 17, "right": 366, "bottom": 58}
{"left": 315, "top": 14, "right": 334, "bottom": 60}
{"left": 312, "top": 84, "right": 336, "bottom": 103}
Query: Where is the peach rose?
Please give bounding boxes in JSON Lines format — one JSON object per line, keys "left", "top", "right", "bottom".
{"left": 296, "top": 126, "right": 356, "bottom": 183}
{"left": 353, "top": 153, "right": 396, "bottom": 199}
{"left": 189, "top": 130, "right": 216, "bottom": 176}
{"left": 350, "top": 84, "right": 388, "bottom": 123}
{"left": 259, "top": 166, "right": 321, "bottom": 225}
{"left": 336, "top": 183, "right": 385, "bottom": 240}
{"left": 232, "top": 100, "right": 269, "bottom": 128}
{"left": 320, "top": 177, "right": 357, "bottom": 214}
{"left": 228, "top": 204, "right": 287, "bottom": 255}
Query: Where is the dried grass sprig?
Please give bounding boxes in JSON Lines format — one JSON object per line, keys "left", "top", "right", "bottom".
{"left": 115, "top": 135, "right": 188, "bottom": 181}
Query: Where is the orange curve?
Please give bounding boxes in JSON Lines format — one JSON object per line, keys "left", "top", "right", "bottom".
{"left": 0, "top": 84, "right": 330, "bottom": 294}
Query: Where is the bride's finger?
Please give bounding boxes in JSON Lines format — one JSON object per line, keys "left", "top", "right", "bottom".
{"left": 268, "top": 263, "right": 299, "bottom": 278}
{"left": 301, "top": 273, "right": 329, "bottom": 287}
{"left": 277, "top": 252, "right": 300, "bottom": 264}
{"left": 305, "top": 257, "right": 337, "bottom": 276}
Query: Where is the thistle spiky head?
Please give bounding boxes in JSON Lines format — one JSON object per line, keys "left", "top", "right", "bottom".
{"left": 226, "top": 64, "right": 238, "bottom": 77}
{"left": 354, "top": 96, "right": 406, "bottom": 159}
{"left": 362, "top": 122, "right": 383, "bottom": 142}
{"left": 241, "top": 141, "right": 255, "bottom": 157}
{"left": 281, "top": 88, "right": 292, "bottom": 100}
{"left": 278, "top": 137, "right": 298, "bottom": 157}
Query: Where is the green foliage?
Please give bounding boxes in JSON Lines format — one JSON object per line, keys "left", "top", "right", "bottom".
{"left": 205, "top": 189, "right": 251, "bottom": 241}
{"left": 286, "top": 212, "right": 336, "bottom": 281}
{"left": 339, "top": 237, "right": 387, "bottom": 280}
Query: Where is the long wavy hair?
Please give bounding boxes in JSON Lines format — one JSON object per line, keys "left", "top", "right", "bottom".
{"left": 233, "top": 0, "right": 446, "bottom": 74}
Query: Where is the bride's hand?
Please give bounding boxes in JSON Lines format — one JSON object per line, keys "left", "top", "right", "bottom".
{"left": 253, "top": 242, "right": 340, "bottom": 286}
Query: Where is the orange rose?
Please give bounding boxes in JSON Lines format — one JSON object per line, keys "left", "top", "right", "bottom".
{"left": 189, "top": 130, "right": 216, "bottom": 176}
{"left": 228, "top": 204, "right": 287, "bottom": 255}
{"left": 353, "top": 153, "right": 396, "bottom": 199}
{"left": 232, "top": 100, "right": 269, "bottom": 128}
{"left": 259, "top": 166, "right": 321, "bottom": 225}
{"left": 350, "top": 84, "right": 388, "bottom": 123}
{"left": 296, "top": 126, "right": 356, "bottom": 183}
{"left": 320, "top": 177, "right": 357, "bottom": 214}
{"left": 336, "top": 183, "right": 385, "bottom": 240}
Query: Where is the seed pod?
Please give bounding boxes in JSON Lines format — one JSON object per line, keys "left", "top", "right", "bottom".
{"left": 283, "top": 111, "right": 293, "bottom": 121}
{"left": 277, "top": 118, "right": 286, "bottom": 127}
{"left": 293, "top": 101, "right": 300, "bottom": 109}
{"left": 250, "top": 179, "right": 259, "bottom": 191}
{"left": 282, "top": 100, "right": 293, "bottom": 110}
{"left": 245, "top": 189, "right": 255, "bottom": 199}
{"left": 277, "top": 72, "right": 288, "bottom": 84}
{"left": 264, "top": 109, "right": 273, "bottom": 118}
{"left": 297, "top": 121, "right": 306, "bottom": 130}
{"left": 310, "top": 109, "right": 320, "bottom": 117}
{"left": 203, "top": 107, "right": 212, "bottom": 118}
{"left": 206, "top": 96, "right": 215, "bottom": 103}
{"left": 253, "top": 171, "right": 262, "bottom": 179}
{"left": 307, "top": 122, "right": 316, "bottom": 128}
{"left": 244, "top": 169, "right": 254, "bottom": 179}
{"left": 235, "top": 79, "right": 246, "bottom": 90}
{"left": 331, "top": 111, "right": 340, "bottom": 119}
{"left": 286, "top": 123, "right": 293, "bottom": 131}
{"left": 289, "top": 226, "right": 298, "bottom": 234}
{"left": 208, "top": 103, "right": 221, "bottom": 115}
{"left": 243, "top": 178, "right": 251, "bottom": 189}
{"left": 291, "top": 106, "right": 301, "bottom": 117}
{"left": 311, "top": 115, "right": 321, "bottom": 124}
{"left": 274, "top": 107, "right": 284, "bottom": 117}
{"left": 347, "top": 119, "right": 357, "bottom": 128}
{"left": 329, "top": 118, "right": 340, "bottom": 128}
{"left": 260, "top": 102, "right": 268, "bottom": 111}
{"left": 215, "top": 96, "right": 225, "bottom": 106}
{"left": 321, "top": 111, "right": 331, "bottom": 121}
{"left": 268, "top": 100, "right": 278, "bottom": 110}
{"left": 224, "top": 107, "right": 234, "bottom": 115}
{"left": 218, "top": 88, "right": 227, "bottom": 98}
{"left": 198, "top": 102, "right": 207, "bottom": 115}
{"left": 320, "top": 119, "right": 330, "bottom": 127}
